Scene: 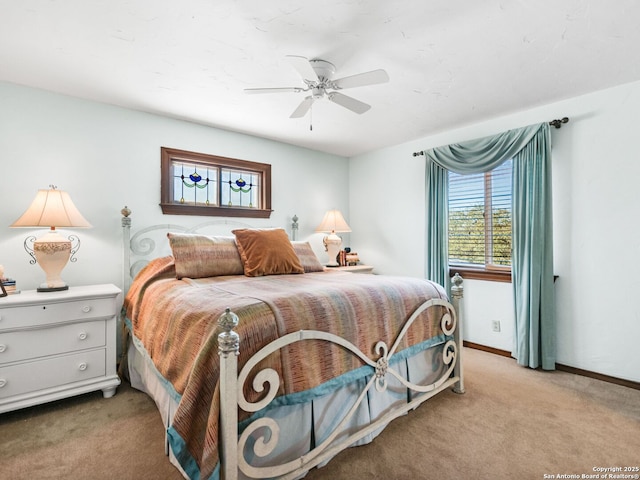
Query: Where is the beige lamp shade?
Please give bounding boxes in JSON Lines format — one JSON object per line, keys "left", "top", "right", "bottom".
{"left": 315, "top": 209, "right": 351, "bottom": 234}
{"left": 11, "top": 186, "right": 91, "bottom": 292}
{"left": 11, "top": 188, "right": 92, "bottom": 228}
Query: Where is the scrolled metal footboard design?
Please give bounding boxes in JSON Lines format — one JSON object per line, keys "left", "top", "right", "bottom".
{"left": 218, "top": 283, "right": 464, "bottom": 480}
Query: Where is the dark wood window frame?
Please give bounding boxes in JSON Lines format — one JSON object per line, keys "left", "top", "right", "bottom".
{"left": 449, "top": 267, "right": 558, "bottom": 284}
{"left": 160, "top": 147, "right": 272, "bottom": 218}
{"left": 449, "top": 266, "right": 512, "bottom": 283}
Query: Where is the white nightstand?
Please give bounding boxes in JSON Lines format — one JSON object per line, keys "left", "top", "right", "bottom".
{"left": 0, "top": 284, "right": 121, "bottom": 413}
{"left": 326, "top": 265, "right": 374, "bottom": 274}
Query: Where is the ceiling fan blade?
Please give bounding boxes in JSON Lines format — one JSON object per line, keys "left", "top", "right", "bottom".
{"left": 290, "top": 96, "right": 314, "bottom": 118}
{"left": 332, "top": 69, "right": 389, "bottom": 89}
{"left": 244, "top": 87, "right": 304, "bottom": 94}
{"left": 328, "top": 92, "right": 371, "bottom": 114}
{"left": 286, "top": 55, "right": 319, "bottom": 82}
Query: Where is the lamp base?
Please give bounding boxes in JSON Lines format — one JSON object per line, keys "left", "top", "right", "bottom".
{"left": 37, "top": 285, "right": 69, "bottom": 293}
{"left": 33, "top": 230, "right": 72, "bottom": 293}
{"left": 323, "top": 233, "right": 342, "bottom": 267}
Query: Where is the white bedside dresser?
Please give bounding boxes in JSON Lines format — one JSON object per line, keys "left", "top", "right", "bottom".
{"left": 0, "top": 284, "right": 121, "bottom": 413}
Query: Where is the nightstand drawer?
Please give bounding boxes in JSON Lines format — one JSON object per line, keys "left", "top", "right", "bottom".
{"left": 0, "top": 349, "right": 106, "bottom": 399}
{"left": 0, "top": 297, "right": 115, "bottom": 330}
{"left": 0, "top": 320, "right": 106, "bottom": 365}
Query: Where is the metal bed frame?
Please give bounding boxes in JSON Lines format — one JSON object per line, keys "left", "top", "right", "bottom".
{"left": 121, "top": 207, "right": 464, "bottom": 480}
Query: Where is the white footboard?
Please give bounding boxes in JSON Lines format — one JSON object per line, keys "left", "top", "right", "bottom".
{"left": 120, "top": 208, "right": 464, "bottom": 479}
{"left": 218, "top": 275, "right": 464, "bottom": 480}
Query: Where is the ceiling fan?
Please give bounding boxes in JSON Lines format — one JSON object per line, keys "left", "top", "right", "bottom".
{"left": 245, "top": 55, "right": 390, "bottom": 119}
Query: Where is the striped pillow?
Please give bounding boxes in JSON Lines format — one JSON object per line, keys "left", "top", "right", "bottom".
{"left": 291, "top": 241, "right": 324, "bottom": 273}
{"left": 167, "top": 233, "right": 244, "bottom": 279}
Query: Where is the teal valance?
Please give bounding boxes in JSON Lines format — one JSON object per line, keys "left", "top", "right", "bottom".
{"left": 426, "top": 123, "right": 544, "bottom": 174}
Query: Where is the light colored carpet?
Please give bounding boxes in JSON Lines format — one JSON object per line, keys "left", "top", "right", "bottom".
{"left": 306, "top": 348, "right": 640, "bottom": 479}
{"left": 1, "top": 348, "right": 638, "bottom": 479}
{"left": 0, "top": 381, "right": 183, "bottom": 480}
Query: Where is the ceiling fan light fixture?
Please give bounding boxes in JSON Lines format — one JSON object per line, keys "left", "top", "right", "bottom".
{"left": 308, "top": 59, "right": 336, "bottom": 82}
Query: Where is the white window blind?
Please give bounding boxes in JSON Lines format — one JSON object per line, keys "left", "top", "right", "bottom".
{"left": 448, "top": 159, "right": 512, "bottom": 268}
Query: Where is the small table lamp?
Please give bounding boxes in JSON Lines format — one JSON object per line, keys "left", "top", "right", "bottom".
{"left": 316, "top": 209, "right": 351, "bottom": 267}
{"left": 11, "top": 185, "right": 91, "bottom": 292}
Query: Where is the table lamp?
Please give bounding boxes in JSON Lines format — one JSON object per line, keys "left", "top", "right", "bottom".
{"left": 11, "top": 185, "right": 91, "bottom": 292}
{"left": 316, "top": 209, "right": 351, "bottom": 267}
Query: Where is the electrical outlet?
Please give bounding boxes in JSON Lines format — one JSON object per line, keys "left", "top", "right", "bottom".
{"left": 492, "top": 320, "right": 501, "bottom": 332}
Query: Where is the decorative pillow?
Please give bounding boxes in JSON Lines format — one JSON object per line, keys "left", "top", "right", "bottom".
{"left": 232, "top": 228, "right": 305, "bottom": 277}
{"left": 167, "top": 232, "right": 244, "bottom": 279}
{"left": 291, "top": 241, "right": 324, "bottom": 273}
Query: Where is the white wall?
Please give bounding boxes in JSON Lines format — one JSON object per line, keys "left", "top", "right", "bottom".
{"left": 350, "top": 80, "right": 640, "bottom": 382}
{"left": 3, "top": 79, "right": 638, "bottom": 383}
{"left": 0, "top": 81, "right": 349, "bottom": 294}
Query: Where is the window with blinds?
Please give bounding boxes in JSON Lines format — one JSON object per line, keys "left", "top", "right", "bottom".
{"left": 448, "top": 159, "right": 512, "bottom": 269}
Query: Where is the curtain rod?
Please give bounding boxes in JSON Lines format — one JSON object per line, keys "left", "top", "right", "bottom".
{"left": 411, "top": 117, "right": 570, "bottom": 157}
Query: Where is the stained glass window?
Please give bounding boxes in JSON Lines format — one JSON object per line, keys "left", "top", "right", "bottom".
{"left": 173, "top": 161, "right": 218, "bottom": 206}
{"left": 160, "top": 147, "right": 272, "bottom": 218}
{"left": 221, "top": 169, "right": 259, "bottom": 208}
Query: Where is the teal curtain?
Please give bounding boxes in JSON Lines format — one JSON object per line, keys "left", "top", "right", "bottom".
{"left": 423, "top": 122, "right": 555, "bottom": 369}
{"left": 425, "top": 160, "right": 450, "bottom": 290}
{"left": 512, "top": 128, "right": 555, "bottom": 370}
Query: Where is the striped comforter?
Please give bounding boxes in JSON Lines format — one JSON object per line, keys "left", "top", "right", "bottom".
{"left": 124, "top": 256, "right": 449, "bottom": 480}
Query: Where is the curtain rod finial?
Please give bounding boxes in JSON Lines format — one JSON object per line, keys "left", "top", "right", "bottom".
{"left": 549, "top": 117, "right": 569, "bottom": 129}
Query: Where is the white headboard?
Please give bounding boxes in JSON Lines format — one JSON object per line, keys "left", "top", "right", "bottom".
{"left": 120, "top": 206, "right": 299, "bottom": 293}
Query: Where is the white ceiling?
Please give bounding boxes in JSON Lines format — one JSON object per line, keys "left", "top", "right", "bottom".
{"left": 2, "top": 1, "right": 640, "bottom": 157}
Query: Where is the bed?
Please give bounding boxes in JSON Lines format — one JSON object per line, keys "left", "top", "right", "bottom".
{"left": 120, "top": 208, "right": 465, "bottom": 480}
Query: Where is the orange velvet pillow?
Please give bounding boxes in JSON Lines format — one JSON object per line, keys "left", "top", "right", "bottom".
{"left": 232, "top": 228, "right": 305, "bottom": 277}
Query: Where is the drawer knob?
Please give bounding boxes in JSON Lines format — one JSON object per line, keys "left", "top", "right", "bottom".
{"left": 78, "top": 362, "right": 88, "bottom": 371}
{"left": 81, "top": 305, "right": 92, "bottom": 313}
{"left": 0, "top": 379, "right": 6, "bottom": 388}
{"left": 78, "top": 332, "right": 88, "bottom": 340}
{"left": 0, "top": 344, "right": 6, "bottom": 353}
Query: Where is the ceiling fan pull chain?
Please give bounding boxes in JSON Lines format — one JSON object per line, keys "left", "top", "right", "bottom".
{"left": 310, "top": 104, "right": 313, "bottom": 131}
